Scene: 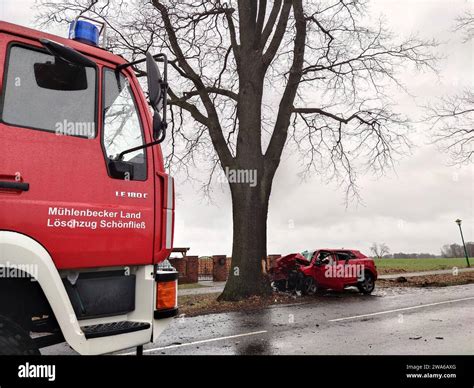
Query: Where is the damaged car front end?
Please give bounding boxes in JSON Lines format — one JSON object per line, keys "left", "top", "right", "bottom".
{"left": 269, "top": 251, "right": 314, "bottom": 293}
{"left": 269, "top": 249, "right": 378, "bottom": 295}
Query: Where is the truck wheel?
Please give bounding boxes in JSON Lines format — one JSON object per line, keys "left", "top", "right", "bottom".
{"left": 301, "top": 276, "right": 318, "bottom": 296}
{"left": 0, "top": 316, "right": 40, "bottom": 355}
{"left": 357, "top": 271, "right": 375, "bottom": 294}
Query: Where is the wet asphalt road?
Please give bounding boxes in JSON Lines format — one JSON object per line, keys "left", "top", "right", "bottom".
{"left": 179, "top": 268, "right": 474, "bottom": 296}
{"left": 43, "top": 284, "right": 474, "bottom": 355}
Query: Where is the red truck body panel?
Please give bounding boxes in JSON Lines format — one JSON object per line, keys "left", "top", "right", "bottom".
{"left": 0, "top": 22, "right": 173, "bottom": 269}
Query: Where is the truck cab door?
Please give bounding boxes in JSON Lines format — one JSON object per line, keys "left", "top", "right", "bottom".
{"left": 97, "top": 67, "right": 157, "bottom": 267}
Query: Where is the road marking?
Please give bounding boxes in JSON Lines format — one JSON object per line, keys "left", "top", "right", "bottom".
{"left": 120, "top": 330, "right": 268, "bottom": 355}
{"left": 329, "top": 296, "right": 474, "bottom": 322}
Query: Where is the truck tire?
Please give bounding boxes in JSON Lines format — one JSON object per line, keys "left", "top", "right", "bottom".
{"left": 357, "top": 271, "right": 375, "bottom": 294}
{"left": 0, "top": 316, "right": 40, "bottom": 355}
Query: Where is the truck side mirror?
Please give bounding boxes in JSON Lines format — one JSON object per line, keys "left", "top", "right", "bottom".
{"left": 146, "top": 52, "right": 167, "bottom": 141}
{"left": 146, "top": 52, "right": 162, "bottom": 109}
{"left": 115, "top": 52, "right": 169, "bottom": 161}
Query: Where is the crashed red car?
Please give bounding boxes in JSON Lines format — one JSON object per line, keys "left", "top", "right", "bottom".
{"left": 269, "top": 249, "right": 378, "bottom": 295}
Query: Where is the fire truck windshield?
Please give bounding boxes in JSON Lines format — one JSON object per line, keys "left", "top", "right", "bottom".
{"left": 1, "top": 44, "right": 96, "bottom": 138}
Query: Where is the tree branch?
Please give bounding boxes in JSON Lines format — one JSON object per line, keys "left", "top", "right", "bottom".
{"left": 222, "top": 5, "right": 240, "bottom": 64}
{"left": 168, "top": 88, "right": 210, "bottom": 127}
{"left": 262, "top": 0, "right": 292, "bottom": 66}
{"left": 292, "top": 107, "right": 378, "bottom": 126}
{"left": 152, "top": 0, "right": 234, "bottom": 167}
{"left": 265, "top": 0, "right": 306, "bottom": 174}
{"left": 182, "top": 87, "right": 238, "bottom": 102}
{"left": 255, "top": 0, "right": 267, "bottom": 38}
{"left": 261, "top": 0, "right": 282, "bottom": 46}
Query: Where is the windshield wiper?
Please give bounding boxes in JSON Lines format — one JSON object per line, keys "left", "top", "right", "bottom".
{"left": 39, "top": 39, "right": 96, "bottom": 68}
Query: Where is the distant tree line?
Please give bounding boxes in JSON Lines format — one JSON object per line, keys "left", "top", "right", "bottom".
{"left": 371, "top": 241, "right": 473, "bottom": 259}
{"left": 440, "top": 242, "right": 474, "bottom": 258}
{"left": 386, "top": 252, "right": 439, "bottom": 259}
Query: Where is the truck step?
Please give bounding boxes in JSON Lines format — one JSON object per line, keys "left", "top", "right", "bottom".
{"left": 81, "top": 321, "right": 150, "bottom": 339}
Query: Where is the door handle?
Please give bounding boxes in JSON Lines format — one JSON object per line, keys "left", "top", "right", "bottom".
{"left": 0, "top": 181, "right": 30, "bottom": 191}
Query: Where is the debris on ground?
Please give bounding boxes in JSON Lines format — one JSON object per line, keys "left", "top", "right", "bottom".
{"left": 179, "top": 292, "right": 310, "bottom": 317}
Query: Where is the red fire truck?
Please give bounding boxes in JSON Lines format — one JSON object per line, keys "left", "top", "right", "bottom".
{"left": 0, "top": 17, "right": 177, "bottom": 355}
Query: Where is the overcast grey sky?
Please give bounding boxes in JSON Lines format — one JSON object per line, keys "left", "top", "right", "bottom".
{"left": 1, "top": 0, "right": 473, "bottom": 257}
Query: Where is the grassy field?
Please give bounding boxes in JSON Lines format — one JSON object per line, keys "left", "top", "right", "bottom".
{"left": 375, "top": 258, "right": 471, "bottom": 273}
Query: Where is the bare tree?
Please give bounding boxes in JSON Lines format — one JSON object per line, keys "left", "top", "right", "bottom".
{"left": 427, "top": 11, "right": 473, "bottom": 165}
{"left": 427, "top": 91, "right": 473, "bottom": 164}
{"left": 37, "top": 0, "right": 437, "bottom": 300}
{"left": 454, "top": 11, "right": 474, "bottom": 43}
{"left": 369, "top": 242, "right": 390, "bottom": 259}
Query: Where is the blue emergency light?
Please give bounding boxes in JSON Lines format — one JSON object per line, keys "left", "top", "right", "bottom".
{"left": 68, "top": 20, "right": 99, "bottom": 46}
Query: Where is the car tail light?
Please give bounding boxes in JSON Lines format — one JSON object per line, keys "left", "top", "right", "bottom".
{"left": 156, "top": 279, "right": 177, "bottom": 310}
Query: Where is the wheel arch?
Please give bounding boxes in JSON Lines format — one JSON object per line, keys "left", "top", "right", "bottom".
{"left": 0, "top": 273, "right": 53, "bottom": 330}
{"left": 364, "top": 268, "right": 377, "bottom": 280}
{"left": 0, "top": 230, "right": 86, "bottom": 351}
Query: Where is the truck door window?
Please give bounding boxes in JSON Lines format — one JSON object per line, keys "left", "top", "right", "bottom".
{"left": 1, "top": 44, "right": 96, "bottom": 138}
{"left": 102, "top": 69, "right": 146, "bottom": 181}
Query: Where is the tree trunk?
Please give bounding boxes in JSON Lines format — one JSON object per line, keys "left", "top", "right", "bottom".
{"left": 218, "top": 178, "right": 273, "bottom": 301}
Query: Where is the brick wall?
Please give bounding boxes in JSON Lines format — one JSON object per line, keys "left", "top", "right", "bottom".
{"left": 169, "top": 257, "right": 186, "bottom": 279}
{"left": 212, "top": 255, "right": 228, "bottom": 282}
{"left": 170, "top": 254, "right": 283, "bottom": 283}
{"left": 169, "top": 255, "right": 199, "bottom": 284}
{"left": 185, "top": 256, "right": 199, "bottom": 283}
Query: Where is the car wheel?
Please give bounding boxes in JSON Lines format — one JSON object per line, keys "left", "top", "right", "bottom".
{"left": 0, "top": 315, "right": 40, "bottom": 355}
{"left": 272, "top": 280, "right": 287, "bottom": 292}
{"left": 357, "top": 271, "right": 375, "bottom": 294}
{"left": 301, "top": 276, "right": 318, "bottom": 296}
